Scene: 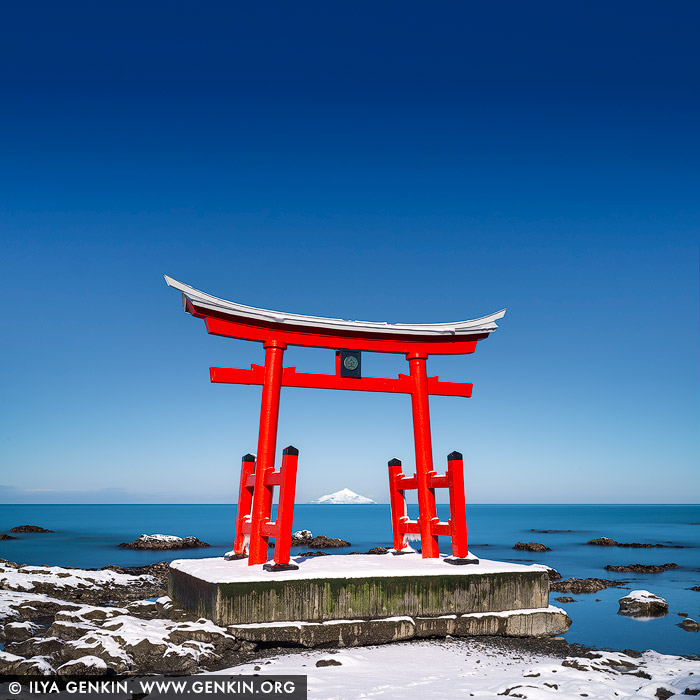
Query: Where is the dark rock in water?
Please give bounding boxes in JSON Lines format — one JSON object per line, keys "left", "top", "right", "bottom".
{"left": 678, "top": 612, "right": 689, "bottom": 617}
{"left": 298, "top": 551, "right": 330, "bottom": 557}
{"left": 367, "top": 546, "right": 389, "bottom": 554}
{"left": 291, "top": 530, "right": 350, "bottom": 548}
{"left": 587, "top": 537, "right": 682, "bottom": 548}
{"left": 689, "top": 586, "right": 700, "bottom": 592}
{"left": 291, "top": 529, "right": 313, "bottom": 544}
{"left": 617, "top": 542, "right": 683, "bottom": 549}
{"left": 605, "top": 563, "right": 679, "bottom": 573}
{"left": 348, "top": 547, "right": 390, "bottom": 555}
{"left": 513, "top": 542, "right": 551, "bottom": 552}
{"left": 551, "top": 578, "right": 623, "bottom": 593}
{"left": 293, "top": 535, "right": 350, "bottom": 548}
{"left": 554, "top": 596, "right": 575, "bottom": 603}
{"left": 118, "top": 535, "right": 210, "bottom": 550}
{"left": 587, "top": 537, "right": 617, "bottom": 546}
{"left": 9, "top": 525, "right": 54, "bottom": 533}
{"left": 310, "top": 535, "right": 350, "bottom": 548}
{"left": 618, "top": 590, "right": 668, "bottom": 617}
{"left": 0, "top": 533, "right": 17, "bottom": 540}
{"left": 546, "top": 568, "right": 562, "bottom": 581}
{"left": 679, "top": 618, "right": 700, "bottom": 632}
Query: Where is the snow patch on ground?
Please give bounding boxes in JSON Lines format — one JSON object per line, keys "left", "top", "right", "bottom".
{"left": 218, "top": 639, "right": 700, "bottom": 699}
{"left": 0, "top": 562, "right": 156, "bottom": 592}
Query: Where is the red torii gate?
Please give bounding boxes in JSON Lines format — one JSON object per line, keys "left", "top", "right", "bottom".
{"left": 165, "top": 275, "right": 505, "bottom": 570}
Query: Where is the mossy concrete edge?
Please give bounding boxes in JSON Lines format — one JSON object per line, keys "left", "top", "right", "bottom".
{"left": 169, "top": 567, "right": 549, "bottom": 626}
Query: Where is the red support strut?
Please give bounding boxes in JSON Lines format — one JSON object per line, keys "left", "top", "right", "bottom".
{"left": 387, "top": 452, "right": 478, "bottom": 563}
{"left": 232, "top": 446, "right": 300, "bottom": 570}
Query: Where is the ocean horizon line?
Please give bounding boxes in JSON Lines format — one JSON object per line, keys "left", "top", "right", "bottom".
{"left": 2, "top": 502, "right": 697, "bottom": 506}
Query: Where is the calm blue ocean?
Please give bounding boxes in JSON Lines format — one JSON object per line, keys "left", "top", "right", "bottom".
{"left": 1, "top": 504, "right": 698, "bottom": 656}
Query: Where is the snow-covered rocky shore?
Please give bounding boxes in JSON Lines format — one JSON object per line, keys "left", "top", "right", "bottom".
{"left": 224, "top": 638, "right": 700, "bottom": 699}
{"left": 1, "top": 558, "right": 698, "bottom": 697}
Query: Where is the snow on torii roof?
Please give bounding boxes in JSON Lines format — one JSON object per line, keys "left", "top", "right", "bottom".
{"left": 164, "top": 275, "right": 506, "bottom": 340}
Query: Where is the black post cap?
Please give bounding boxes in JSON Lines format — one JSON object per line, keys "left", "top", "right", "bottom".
{"left": 447, "top": 451, "right": 463, "bottom": 461}
{"left": 242, "top": 454, "right": 256, "bottom": 462}
{"left": 388, "top": 458, "right": 402, "bottom": 467}
{"left": 283, "top": 445, "right": 299, "bottom": 456}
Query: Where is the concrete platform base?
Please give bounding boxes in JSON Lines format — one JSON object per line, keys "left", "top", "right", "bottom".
{"left": 169, "top": 553, "right": 565, "bottom": 641}
{"left": 228, "top": 606, "right": 571, "bottom": 648}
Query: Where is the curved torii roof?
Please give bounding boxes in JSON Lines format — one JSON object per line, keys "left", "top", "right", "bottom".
{"left": 164, "top": 275, "right": 506, "bottom": 342}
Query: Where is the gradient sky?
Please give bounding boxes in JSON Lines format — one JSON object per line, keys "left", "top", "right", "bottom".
{"left": 1, "top": 2, "right": 698, "bottom": 504}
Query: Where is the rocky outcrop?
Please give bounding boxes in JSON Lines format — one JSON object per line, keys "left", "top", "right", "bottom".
{"left": 514, "top": 542, "right": 551, "bottom": 552}
{"left": 678, "top": 618, "right": 700, "bottom": 632}
{"left": 9, "top": 525, "right": 54, "bottom": 533}
{"left": 587, "top": 537, "right": 682, "bottom": 548}
{"left": 290, "top": 531, "right": 350, "bottom": 548}
{"left": 617, "top": 590, "right": 668, "bottom": 617}
{"left": 605, "top": 563, "right": 679, "bottom": 573}
{"left": 118, "top": 535, "right": 210, "bottom": 550}
{"left": 550, "top": 578, "right": 623, "bottom": 594}
{"left": 0, "top": 534, "right": 17, "bottom": 540}
{"left": 0, "top": 560, "right": 165, "bottom": 605}
{"left": 0, "top": 583, "right": 257, "bottom": 676}
{"left": 554, "top": 596, "right": 575, "bottom": 603}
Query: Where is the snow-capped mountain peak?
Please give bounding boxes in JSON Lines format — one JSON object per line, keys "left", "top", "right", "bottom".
{"left": 310, "top": 488, "right": 375, "bottom": 504}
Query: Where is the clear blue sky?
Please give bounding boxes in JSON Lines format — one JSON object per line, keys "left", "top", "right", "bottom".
{"left": 1, "top": 2, "right": 698, "bottom": 504}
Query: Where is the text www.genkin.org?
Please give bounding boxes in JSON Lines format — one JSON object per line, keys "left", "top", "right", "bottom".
{"left": 2, "top": 675, "right": 307, "bottom": 699}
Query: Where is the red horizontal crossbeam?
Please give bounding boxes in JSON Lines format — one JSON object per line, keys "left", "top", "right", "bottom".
{"left": 210, "top": 365, "right": 473, "bottom": 398}
{"left": 199, "top": 309, "right": 483, "bottom": 356}
{"left": 394, "top": 516, "right": 452, "bottom": 538}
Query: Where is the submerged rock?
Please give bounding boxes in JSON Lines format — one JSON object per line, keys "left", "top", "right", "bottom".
{"left": 118, "top": 535, "right": 210, "bottom": 550}
{"left": 605, "top": 563, "right": 679, "bottom": 573}
{"left": 9, "top": 525, "right": 54, "bottom": 533}
{"left": 618, "top": 590, "right": 668, "bottom": 617}
{"left": 513, "top": 542, "right": 551, "bottom": 552}
{"left": 587, "top": 537, "right": 682, "bottom": 548}
{"left": 550, "top": 578, "right": 623, "bottom": 594}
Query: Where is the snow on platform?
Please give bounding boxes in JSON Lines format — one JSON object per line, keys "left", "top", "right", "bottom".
{"left": 170, "top": 553, "right": 548, "bottom": 584}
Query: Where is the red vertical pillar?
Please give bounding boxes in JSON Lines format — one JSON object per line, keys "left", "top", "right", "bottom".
{"left": 248, "top": 339, "right": 287, "bottom": 565}
{"left": 272, "top": 445, "right": 299, "bottom": 567}
{"left": 407, "top": 352, "right": 440, "bottom": 558}
{"left": 233, "top": 454, "right": 256, "bottom": 556}
{"left": 447, "top": 451, "right": 469, "bottom": 558}
{"left": 388, "top": 458, "right": 408, "bottom": 551}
